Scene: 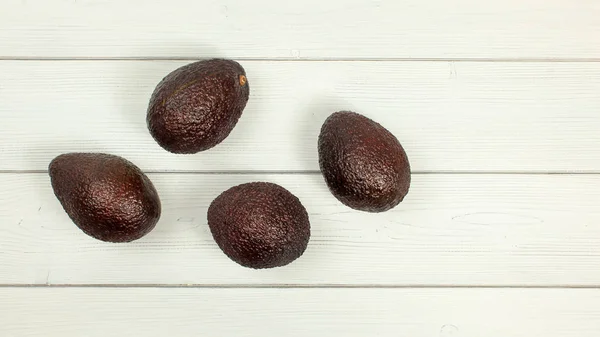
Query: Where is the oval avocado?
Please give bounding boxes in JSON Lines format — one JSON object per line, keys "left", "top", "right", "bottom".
{"left": 49, "top": 153, "right": 162, "bottom": 242}
{"left": 318, "top": 111, "right": 411, "bottom": 212}
{"left": 147, "top": 58, "right": 249, "bottom": 154}
{"left": 207, "top": 182, "right": 310, "bottom": 269}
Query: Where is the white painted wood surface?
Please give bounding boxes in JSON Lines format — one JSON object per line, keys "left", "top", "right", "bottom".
{"left": 2, "top": 173, "right": 599, "bottom": 286}
{"left": 1, "top": 0, "right": 599, "bottom": 59}
{"left": 2, "top": 0, "right": 600, "bottom": 335}
{"left": 3, "top": 288, "right": 600, "bottom": 337}
{"left": 2, "top": 61, "right": 600, "bottom": 172}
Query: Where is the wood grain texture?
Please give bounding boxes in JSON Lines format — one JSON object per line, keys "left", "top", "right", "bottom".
{"left": 3, "top": 1, "right": 600, "bottom": 333}
{"left": 2, "top": 288, "right": 600, "bottom": 336}
{"left": 1, "top": 61, "right": 599, "bottom": 172}
{"left": 1, "top": 0, "right": 599, "bottom": 59}
{"left": 2, "top": 173, "right": 599, "bottom": 286}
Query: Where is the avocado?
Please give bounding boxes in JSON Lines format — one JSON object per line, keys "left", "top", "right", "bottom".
{"left": 147, "top": 58, "right": 250, "bottom": 154}
{"left": 49, "top": 153, "right": 162, "bottom": 243}
{"left": 318, "top": 111, "right": 411, "bottom": 212}
{"left": 207, "top": 182, "right": 310, "bottom": 269}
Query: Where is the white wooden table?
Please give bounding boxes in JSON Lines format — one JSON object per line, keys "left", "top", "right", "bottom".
{"left": 1, "top": 1, "right": 600, "bottom": 336}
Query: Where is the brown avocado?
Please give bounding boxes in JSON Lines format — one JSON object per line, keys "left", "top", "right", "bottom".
{"left": 49, "top": 153, "right": 161, "bottom": 243}
{"left": 207, "top": 182, "right": 310, "bottom": 269}
{"left": 318, "top": 111, "right": 411, "bottom": 212}
{"left": 147, "top": 58, "right": 249, "bottom": 154}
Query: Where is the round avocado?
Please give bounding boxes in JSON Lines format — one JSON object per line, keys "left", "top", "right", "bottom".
{"left": 318, "top": 111, "right": 411, "bottom": 212}
{"left": 49, "top": 153, "right": 162, "bottom": 243}
{"left": 207, "top": 182, "right": 311, "bottom": 269}
{"left": 147, "top": 58, "right": 250, "bottom": 154}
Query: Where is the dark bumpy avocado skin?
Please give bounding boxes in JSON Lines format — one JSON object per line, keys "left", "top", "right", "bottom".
{"left": 318, "top": 111, "right": 411, "bottom": 213}
{"left": 147, "top": 58, "right": 249, "bottom": 154}
{"left": 49, "top": 153, "right": 162, "bottom": 243}
{"left": 207, "top": 182, "right": 310, "bottom": 269}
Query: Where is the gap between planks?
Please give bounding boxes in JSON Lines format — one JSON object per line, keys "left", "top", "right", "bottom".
{"left": 0, "top": 57, "right": 600, "bottom": 63}
{"left": 3, "top": 170, "right": 600, "bottom": 175}
{"left": 0, "top": 284, "right": 599, "bottom": 289}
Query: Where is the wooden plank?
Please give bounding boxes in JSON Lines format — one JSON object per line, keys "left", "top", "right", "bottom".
{"left": 1, "top": 61, "right": 600, "bottom": 172}
{"left": 2, "top": 173, "right": 600, "bottom": 286}
{"left": 1, "top": 0, "right": 599, "bottom": 59}
{"left": 1, "top": 288, "right": 599, "bottom": 336}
